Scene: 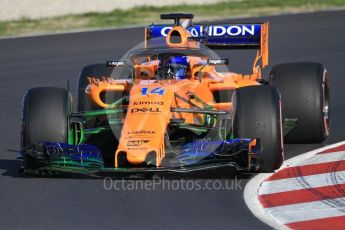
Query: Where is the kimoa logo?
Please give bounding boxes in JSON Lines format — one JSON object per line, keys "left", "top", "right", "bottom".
{"left": 127, "top": 130, "right": 156, "bottom": 135}
{"left": 133, "top": 101, "right": 163, "bottom": 105}
{"left": 160, "top": 25, "right": 256, "bottom": 37}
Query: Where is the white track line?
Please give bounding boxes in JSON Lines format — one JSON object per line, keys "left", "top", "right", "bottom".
{"left": 244, "top": 140, "right": 345, "bottom": 229}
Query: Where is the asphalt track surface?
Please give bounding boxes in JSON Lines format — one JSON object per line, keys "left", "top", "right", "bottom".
{"left": 0, "top": 10, "right": 344, "bottom": 230}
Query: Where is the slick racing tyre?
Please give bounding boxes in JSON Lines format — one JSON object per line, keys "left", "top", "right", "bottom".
{"left": 270, "top": 62, "right": 330, "bottom": 143}
{"left": 232, "top": 85, "right": 284, "bottom": 173}
{"left": 22, "top": 87, "right": 72, "bottom": 169}
{"left": 77, "top": 64, "right": 114, "bottom": 111}
{"left": 22, "top": 87, "right": 71, "bottom": 147}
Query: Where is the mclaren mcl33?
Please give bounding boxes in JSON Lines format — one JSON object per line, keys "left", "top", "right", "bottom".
{"left": 20, "top": 14, "right": 330, "bottom": 176}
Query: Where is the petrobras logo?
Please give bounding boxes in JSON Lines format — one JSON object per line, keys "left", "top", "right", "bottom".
{"left": 157, "top": 24, "right": 259, "bottom": 37}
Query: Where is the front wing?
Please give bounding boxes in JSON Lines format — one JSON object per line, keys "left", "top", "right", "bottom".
{"left": 20, "top": 139, "right": 261, "bottom": 176}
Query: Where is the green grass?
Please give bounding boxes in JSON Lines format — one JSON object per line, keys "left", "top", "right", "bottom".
{"left": 0, "top": 0, "right": 344, "bottom": 37}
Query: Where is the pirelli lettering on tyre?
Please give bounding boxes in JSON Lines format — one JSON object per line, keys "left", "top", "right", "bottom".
{"left": 127, "top": 140, "right": 150, "bottom": 147}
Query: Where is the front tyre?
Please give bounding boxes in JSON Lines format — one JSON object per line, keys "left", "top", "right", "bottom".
{"left": 21, "top": 87, "right": 72, "bottom": 170}
{"left": 232, "top": 86, "right": 284, "bottom": 172}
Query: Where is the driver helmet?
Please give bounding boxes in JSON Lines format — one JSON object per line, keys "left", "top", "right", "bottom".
{"left": 164, "top": 56, "right": 190, "bottom": 80}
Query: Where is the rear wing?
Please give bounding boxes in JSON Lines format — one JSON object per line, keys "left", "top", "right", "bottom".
{"left": 145, "top": 22, "right": 269, "bottom": 67}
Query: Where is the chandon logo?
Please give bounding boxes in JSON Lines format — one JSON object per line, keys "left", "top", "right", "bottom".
{"left": 127, "top": 140, "right": 150, "bottom": 147}
{"left": 160, "top": 25, "right": 256, "bottom": 37}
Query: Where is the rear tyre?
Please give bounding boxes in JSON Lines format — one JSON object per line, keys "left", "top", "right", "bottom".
{"left": 270, "top": 62, "right": 330, "bottom": 143}
{"left": 77, "top": 64, "right": 114, "bottom": 111}
{"left": 21, "top": 87, "right": 72, "bottom": 169}
{"left": 232, "top": 86, "right": 283, "bottom": 172}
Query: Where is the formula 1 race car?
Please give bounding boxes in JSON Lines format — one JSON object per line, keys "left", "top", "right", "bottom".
{"left": 20, "top": 13, "right": 330, "bottom": 176}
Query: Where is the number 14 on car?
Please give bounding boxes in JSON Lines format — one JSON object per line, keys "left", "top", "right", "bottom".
{"left": 141, "top": 87, "right": 165, "bottom": 96}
